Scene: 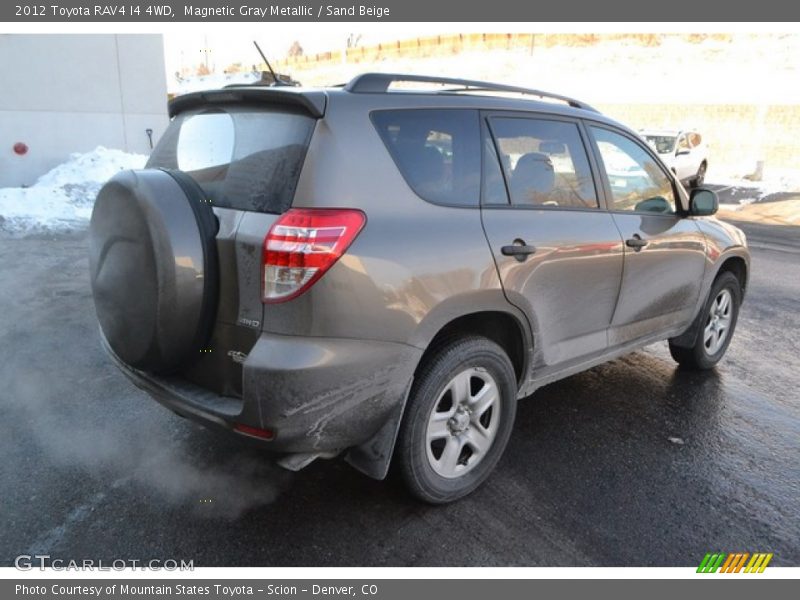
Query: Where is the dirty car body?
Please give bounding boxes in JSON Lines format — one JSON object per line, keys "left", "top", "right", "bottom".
{"left": 90, "top": 74, "right": 749, "bottom": 502}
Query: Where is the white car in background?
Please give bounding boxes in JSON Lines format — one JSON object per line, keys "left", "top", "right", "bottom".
{"left": 640, "top": 129, "right": 709, "bottom": 188}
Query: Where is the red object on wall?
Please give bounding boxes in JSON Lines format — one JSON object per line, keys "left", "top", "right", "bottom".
{"left": 13, "top": 142, "right": 29, "bottom": 156}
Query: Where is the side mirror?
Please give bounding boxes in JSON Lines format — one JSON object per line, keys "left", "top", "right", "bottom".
{"left": 689, "top": 188, "right": 718, "bottom": 216}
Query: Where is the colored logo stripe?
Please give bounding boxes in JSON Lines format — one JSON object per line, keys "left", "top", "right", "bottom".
{"left": 745, "top": 553, "right": 773, "bottom": 573}
{"left": 720, "top": 553, "right": 750, "bottom": 573}
{"left": 697, "top": 553, "right": 726, "bottom": 573}
{"left": 697, "top": 552, "right": 773, "bottom": 573}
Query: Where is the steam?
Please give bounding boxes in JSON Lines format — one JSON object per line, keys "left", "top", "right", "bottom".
{"left": 5, "top": 364, "right": 289, "bottom": 520}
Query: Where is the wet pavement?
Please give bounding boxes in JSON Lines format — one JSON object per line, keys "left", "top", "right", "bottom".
{"left": 1, "top": 230, "right": 798, "bottom": 567}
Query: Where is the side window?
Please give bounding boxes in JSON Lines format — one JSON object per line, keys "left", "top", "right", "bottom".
{"left": 487, "top": 117, "right": 598, "bottom": 209}
{"left": 677, "top": 134, "right": 690, "bottom": 152}
{"left": 371, "top": 109, "right": 481, "bottom": 206}
{"left": 590, "top": 126, "right": 677, "bottom": 215}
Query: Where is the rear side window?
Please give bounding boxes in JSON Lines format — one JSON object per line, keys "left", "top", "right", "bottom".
{"left": 487, "top": 117, "right": 598, "bottom": 209}
{"left": 147, "top": 105, "right": 315, "bottom": 214}
{"left": 371, "top": 109, "right": 481, "bottom": 206}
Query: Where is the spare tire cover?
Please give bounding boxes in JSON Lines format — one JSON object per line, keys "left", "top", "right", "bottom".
{"left": 89, "top": 169, "right": 218, "bottom": 374}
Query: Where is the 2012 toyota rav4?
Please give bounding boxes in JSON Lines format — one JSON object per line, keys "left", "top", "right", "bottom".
{"left": 89, "top": 73, "right": 749, "bottom": 503}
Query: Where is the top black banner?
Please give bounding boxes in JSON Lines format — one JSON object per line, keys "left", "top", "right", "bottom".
{"left": 3, "top": 0, "right": 800, "bottom": 22}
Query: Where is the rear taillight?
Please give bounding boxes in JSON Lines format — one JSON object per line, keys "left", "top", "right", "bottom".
{"left": 262, "top": 208, "right": 366, "bottom": 303}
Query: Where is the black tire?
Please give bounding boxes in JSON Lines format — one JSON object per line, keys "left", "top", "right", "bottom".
{"left": 669, "top": 271, "right": 741, "bottom": 370}
{"left": 692, "top": 161, "right": 707, "bottom": 188}
{"left": 396, "top": 336, "right": 517, "bottom": 504}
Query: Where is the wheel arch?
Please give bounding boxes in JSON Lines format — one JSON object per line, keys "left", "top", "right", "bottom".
{"left": 413, "top": 310, "right": 529, "bottom": 387}
{"left": 670, "top": 252, "right": 748, "bottom": 350}
{"left": 345, "top": 306, "right": 533, "bottom": 481}
{"left": 715, "top": 254, "right": 748, "bottom": 295}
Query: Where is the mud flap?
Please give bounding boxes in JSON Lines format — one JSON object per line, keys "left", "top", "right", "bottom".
{"left": 344, "top": 378, "right": 413, "bottom": 480}
{"left": 669, "top": 300, "right": 706, "bottom": 349}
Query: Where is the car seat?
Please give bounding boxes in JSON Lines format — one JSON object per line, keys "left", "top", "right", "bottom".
{"left": 510, "top": 152, "right": 555, "bottom": 205}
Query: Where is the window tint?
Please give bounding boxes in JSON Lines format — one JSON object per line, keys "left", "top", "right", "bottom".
{"left": 371, "top": 110, "right": 481, "bottom": 206}
{"left": 487, "top": 117, "right": 597, "bottom": 208}
{"left": 148, "top": 106, "right": 315, "bottom": 214}
{"left": 591, "top": 126, "right": 676, "bottom": 214}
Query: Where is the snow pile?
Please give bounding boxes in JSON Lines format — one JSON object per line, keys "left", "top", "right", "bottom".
{"left": 708, "top": 165, "right": 800, "bottom": 207}
{"left": 0, "top": 147, "right": 147, "bottom": 235}
{"left": 759, "top": 168, "right": 800, "bottom": 197}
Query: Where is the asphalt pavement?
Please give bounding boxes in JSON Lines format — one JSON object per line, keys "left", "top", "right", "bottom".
{"left": 1, "top": 225, "right": 798, "bottom": 567}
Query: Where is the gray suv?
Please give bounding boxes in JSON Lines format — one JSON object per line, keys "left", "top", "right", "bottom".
{"left": 89, "top": 73, "right": 749, "bottom": 503}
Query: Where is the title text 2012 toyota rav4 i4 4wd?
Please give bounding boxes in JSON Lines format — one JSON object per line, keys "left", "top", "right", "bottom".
{"left": 90, "top": 74, "right": 749, "bottom": 503}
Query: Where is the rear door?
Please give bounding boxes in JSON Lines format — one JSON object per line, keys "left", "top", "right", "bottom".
{"left": 480, "top": 113, "right": 625, "bottom": 371}
{"left": 585, "top": 124, "right": 707, "bottom": 347}
{"left": 146, "top": 101, "right": 318, "bottom": 396}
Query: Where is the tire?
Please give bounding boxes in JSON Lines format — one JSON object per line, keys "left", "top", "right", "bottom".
{"left": 396, "top": 336, "right": 517, "bottom": 504}
{"left": 669, "top": 271, "right": 741, "bottom": 370}
{"left": 692, "top": 161, "right": 707, "bottom": 188}
{"left": 89, "top": 169, "right": 219, "bottom": 374}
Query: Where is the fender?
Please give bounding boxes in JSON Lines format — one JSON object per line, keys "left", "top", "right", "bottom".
{"left": 346, "top": 291, "right": 534, "bottom": 480}
{"left": 671, "top": 244, "right": 749, "bottom": 349}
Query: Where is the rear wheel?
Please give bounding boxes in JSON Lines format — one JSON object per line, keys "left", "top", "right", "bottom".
{"left": 669, "top": 272, "right": 741, "bottom": 370}
{"left": 396, "top": 336, "right": 517, "bottom": 504}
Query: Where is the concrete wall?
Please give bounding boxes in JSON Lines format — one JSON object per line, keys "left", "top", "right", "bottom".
{"left": 0, "top": 34, "right": 169, "bottom": 187}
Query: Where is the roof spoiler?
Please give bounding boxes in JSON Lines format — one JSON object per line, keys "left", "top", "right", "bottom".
{"left": 168, "top": 88, "right": 326, "bottom": 118}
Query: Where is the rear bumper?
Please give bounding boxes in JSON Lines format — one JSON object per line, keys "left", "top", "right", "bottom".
{"left": 103, "top": 331, "right": 420, "bottom": 454}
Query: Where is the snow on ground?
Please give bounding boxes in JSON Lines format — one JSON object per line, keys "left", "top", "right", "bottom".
{"left": 710, "top": 167, "right": 800, "bottom": 200}
{"left": 0, "top": 147, "right": 147, "bottom": 235}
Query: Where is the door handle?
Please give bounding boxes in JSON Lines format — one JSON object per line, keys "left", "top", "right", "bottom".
{"left": 501, "top": 242, "right": 537, "bottom": 261}
{"left": 625, "top": 234, "right": 649, "bottom": 251}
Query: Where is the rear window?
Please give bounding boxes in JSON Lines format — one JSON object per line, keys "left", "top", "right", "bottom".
{"left": 371, "top": 109, "right": 481, "bottom": 206}
{"left": 147, "top": 105, "right": 315, "bottom": 214}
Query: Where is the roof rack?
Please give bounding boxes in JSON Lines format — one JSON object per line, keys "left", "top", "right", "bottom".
{"left": 344, "top": 73, "right": 597, "bottom": 112}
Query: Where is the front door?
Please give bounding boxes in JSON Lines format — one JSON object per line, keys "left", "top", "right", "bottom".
{"left": 586, "top": 125, "right": 707, "bottom": 347}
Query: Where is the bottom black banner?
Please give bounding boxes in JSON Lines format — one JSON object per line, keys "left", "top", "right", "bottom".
{"left": 3, "top": 579, "right": 794, "bottom": 600}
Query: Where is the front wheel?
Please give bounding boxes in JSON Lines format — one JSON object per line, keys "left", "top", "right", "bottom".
{"left": 669, "top": 271, "right": 741, "bottom": 370}
{"left": 396, "top": 336, "right": 517, "bottom": 504}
